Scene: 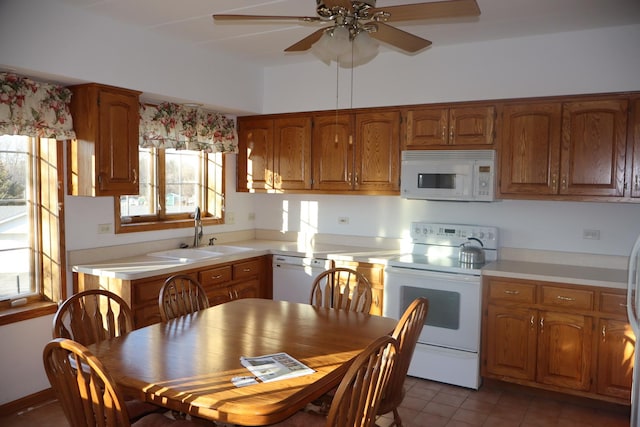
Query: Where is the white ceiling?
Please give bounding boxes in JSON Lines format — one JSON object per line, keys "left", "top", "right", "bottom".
{"left": 53, "top": 0, "right": 640, "bottom": 67}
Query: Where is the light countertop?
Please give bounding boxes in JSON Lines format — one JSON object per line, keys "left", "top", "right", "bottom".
{"left": 72, "top": 239, "right": 401, "bottom": 281}
{"left": 481, "top": 260, "right": 628, "bottom": 289}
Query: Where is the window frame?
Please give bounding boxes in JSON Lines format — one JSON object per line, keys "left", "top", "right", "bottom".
{"left": 114, "top": 148, "right": 227, "bottom": 233}
{"left": 0, "top": 136, "right": 65, "bottom": 323}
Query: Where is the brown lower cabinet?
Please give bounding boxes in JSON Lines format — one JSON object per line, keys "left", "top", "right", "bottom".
{"left": 482, "top": 276, "right": 634, "bottom": 404}
{"left": 74, "top": 255, "right": 270, "bottom": 328}
{"left": 333, "top": 260, "right": 384, "bottom": 316}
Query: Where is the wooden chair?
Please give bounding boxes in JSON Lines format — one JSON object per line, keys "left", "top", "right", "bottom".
{"left": 376, "top": 297, "right": 429, "bottom": 427}
{"left": 52, "top": 289, "right": 160, "bottom": 422}
{"left": 159, "top": 274, "right": 210, "bottom": 322}
{"left": 310, "top": 267, "right": 373, "bottom": 313}
{"left": 270, "top": 335, "right": 399, "bottom": 427}
{"left": 53, "top": 289, "right": 133, "bottom": 346}
{"left": 43, "top": 338, "right": 195, "bottom": 427}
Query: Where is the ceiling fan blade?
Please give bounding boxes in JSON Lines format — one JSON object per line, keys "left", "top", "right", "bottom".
{"left": 370, "top": 22, "right": 432, "bottom": 53}
{"left": 213, "top": 14, "right": 320, "bottom": 22}
{"left": 284, "top": 28, "right": 327, "bottom": 52}
{"left": 370, "top": 0, "right": 480, "bottom": 22}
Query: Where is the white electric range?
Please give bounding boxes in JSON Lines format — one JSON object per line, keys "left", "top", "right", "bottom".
{"left": 384, "top": 222, "right": 498, "bottom": 389}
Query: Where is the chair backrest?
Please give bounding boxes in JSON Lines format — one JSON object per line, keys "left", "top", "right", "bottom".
{"left": 159, "top": 274, "right": 210, "bottom": 322}
{"left": 310, "top": 268, "right": 373, "bottom": 313}
{"left": 326, "top": 335, "right": 398, "bottom": 427}
{"left": 43, "top": 337, "right": 132, "bottom": 427}
{"left": 53, "top": 289, "right": 134, "bottom": 346}
{"left": 378, "top": 297, "right": 429, "bottom": 417}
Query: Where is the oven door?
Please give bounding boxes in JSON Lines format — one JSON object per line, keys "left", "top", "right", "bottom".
{"left": 384, "top": 266, "right": 482, "bottom": 353}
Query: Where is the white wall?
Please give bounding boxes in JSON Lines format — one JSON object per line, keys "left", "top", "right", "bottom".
{"left": 1, "top": 0, "right": 639, "bottom": 406}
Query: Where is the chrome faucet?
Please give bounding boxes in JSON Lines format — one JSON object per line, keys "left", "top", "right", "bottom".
{"left": 193, "top": 207, "right": 203, "bottom": 247}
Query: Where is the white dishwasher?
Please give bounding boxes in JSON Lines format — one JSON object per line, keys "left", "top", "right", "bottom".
{"left": 272, "top": 255, "right": 332, "bottom": 304}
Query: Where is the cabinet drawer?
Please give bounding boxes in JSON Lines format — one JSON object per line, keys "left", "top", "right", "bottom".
{"left": 487, "top": 280, "right": 535, "bottom": 303}
{"left": 233, "top": 259, "right": 261, "bottom": 279}
{"left": 600, "top": 292, "right": 628, "bottom": 316}
{"left": 541, "top": 286, "right": 593, "bottom": 310}
{"left": 199, "top": 266, "right": 232, "bottom": 287}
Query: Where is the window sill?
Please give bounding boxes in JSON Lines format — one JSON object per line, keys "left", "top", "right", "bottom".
{"left": 0, "top": 301, "right": 58, "bottom": 326}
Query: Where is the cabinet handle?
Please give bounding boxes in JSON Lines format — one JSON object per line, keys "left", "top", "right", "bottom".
{"left": 556, "top": 295, "right": 576, "bottom": 302}
{"left": 540, "top": 317, "right": 544, "bottom": 332}
{"left": 602, "top": 325, "right": 607, "bottom": 339}
{"left": 132, "top": 169, "right": 138, "bottom": 184}
{"left": 354, "top": 172, "right": 358, "bottom": 185}
{"left": 635, "top": 175, "right": 639, "bottom": 191}
{"left": 504, "top": 290, "right": 520, "bottom": 295}
{"left": 449, "top": 126, "right": 454, "bottom": 144}
{"left": 561, "top": 175, "right": 568, "bottom": 191}
{"left": 211, "top": 274, "right": 222, "bottom": 280}
{"left": 442, "top": 126, "right": 446, "bottom": 141}
{"left": 530, "top": 315, "right": 535, "bottom": 328}
{"left": 619, "top": 303, "right": 628, "bottom": 308}
{"left": 243, "top": 268, "right": 251, "bottom": 272}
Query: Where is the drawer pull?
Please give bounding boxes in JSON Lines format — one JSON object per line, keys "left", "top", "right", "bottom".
{"left": 503, "top": 290, "right": 520, "bottom": 295}
{"left": 619, "top": 303, "right": 628, "bottom": 308}
{"left": 243, "top": 268, "right": 252, "bottom": 272}
{"left": 211, "top": 275, "right": 222, "bottom": 279}
{"left": 556, "top": 295, "right": 576, "bottom": 302}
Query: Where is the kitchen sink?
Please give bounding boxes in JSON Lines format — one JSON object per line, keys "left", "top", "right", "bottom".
{"left": 147, "top": 245, "right": 253, "bottom": 262}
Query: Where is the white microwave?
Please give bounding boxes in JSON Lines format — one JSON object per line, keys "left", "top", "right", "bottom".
{"left": 401, "top": 150, "right": 496, "bottom": 201}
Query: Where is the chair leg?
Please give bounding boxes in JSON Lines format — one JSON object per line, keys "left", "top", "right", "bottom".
{"left": 392, "top": 408, "right": 403, "bottom": 427}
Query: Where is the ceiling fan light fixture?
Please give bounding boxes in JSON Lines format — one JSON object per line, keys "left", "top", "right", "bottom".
{"left": 326, "top": 25, "right": 351, "bottom": 56}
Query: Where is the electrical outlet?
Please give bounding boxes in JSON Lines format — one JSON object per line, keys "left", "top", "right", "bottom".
{"left": 97, "top": 223, "right": 112, "bottom": 234}
{"left": 338, "top": 216, "right": 349, "bottom": 225}
{"left": 248, "top": 212, "right": 255, "bottom": 221}
{"left": 583, "top": 229, "right": 600, "bottom": 240}
{"left": 226, "top": 212, "right": 235, "bottom": 224}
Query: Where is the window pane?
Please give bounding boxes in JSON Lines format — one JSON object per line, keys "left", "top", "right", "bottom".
{"left": 165, "top": 149, "right": 200, "bottom": 213}
{"left": 120, "top": 148, "right": 154, "bottom": 216}
{"left": 0, "top": 135, "right": 35, "bottom": 299}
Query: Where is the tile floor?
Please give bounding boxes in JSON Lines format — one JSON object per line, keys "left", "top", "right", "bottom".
{"left": 1, "top": 377, "right": 631, "bottom": 427}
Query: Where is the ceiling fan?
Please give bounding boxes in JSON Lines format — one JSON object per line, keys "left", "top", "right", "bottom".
{"left": 213, "top": 0, "right": 481, "bottom": 61}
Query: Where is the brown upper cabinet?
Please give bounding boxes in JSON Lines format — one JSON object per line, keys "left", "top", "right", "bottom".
{"left": 312, "top": 111, "right": 400, "bottom": 193}
{"left": 500, "top": 96, "right": 629, "bottom": 199}
{"left": 68, "top": 84, "right": 141, "bottom": 196}
{"left": 237, "top": 116, "right": 312, "bottom": 191}
{"left": 405, "top": 105, "right": 496, "bottom": 149}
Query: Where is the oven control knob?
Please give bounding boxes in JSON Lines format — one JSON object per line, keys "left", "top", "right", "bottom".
{"left": 477, "top": 231, "right": 485, "bottom": 239}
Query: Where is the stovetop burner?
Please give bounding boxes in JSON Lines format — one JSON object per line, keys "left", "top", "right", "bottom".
{"left": 388, "top": 222, "right": 499, "bottom": 275}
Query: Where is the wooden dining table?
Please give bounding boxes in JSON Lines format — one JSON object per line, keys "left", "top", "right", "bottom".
{"left": 88, "top": 298, "right": 398, "bottom": 426}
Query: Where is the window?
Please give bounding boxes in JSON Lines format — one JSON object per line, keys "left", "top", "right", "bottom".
{"left": 0, "top": 135, "right": 65, "bottom": 310}
{"left": 116, "top": 147, "right": 225, "bottom": 232}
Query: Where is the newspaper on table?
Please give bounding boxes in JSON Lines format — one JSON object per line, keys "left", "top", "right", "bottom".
{"left": 239, "top": 352, "right": 315, "bottom": 383}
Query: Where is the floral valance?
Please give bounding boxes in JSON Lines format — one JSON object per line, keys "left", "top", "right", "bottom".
{"left": 139, "top": 102, "right": 238, "bottom": 153}
{"left": 0, "top": 72, "right": 76, "bottom": 140}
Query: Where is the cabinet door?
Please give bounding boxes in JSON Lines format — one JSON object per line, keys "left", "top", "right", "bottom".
{"left": 238, "top": 118, "right": 274, "bottom": 190}
{"left": 312, "top": 113, "right": 354, "bottom": 191}
{"left": 97, "top": 89, "right": 140, "bottom": 196}
{"left": 273, "top": 117, "right": 312, "bottom": 190}
{"left": 233, "top": 278, "right": 261, "bottom": 300}
{"left": 631, "top": 96, "right": 640, "bottom": 198}
{"left": 560, "top": 99, "right": 628, "bottom": 196}
{"left": 500, "top": 103, "right": 562, "bottom": 195}
{"left": 355, "top": 111, "right": 400, "bottom": 192}
{"left": 537, "top": 311, "right": 592, "bottom": 391}
{"left": 597, "top": 318, "right": 635, "bottom": 400}
{"left": 405, "top": 107, "right": 448, "bottom": 148}
{"left": 449, "top": 106, "right": 495, "bottom": 146}
{"left": 484, "top": 305, "right": 537, "bottom": 381}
